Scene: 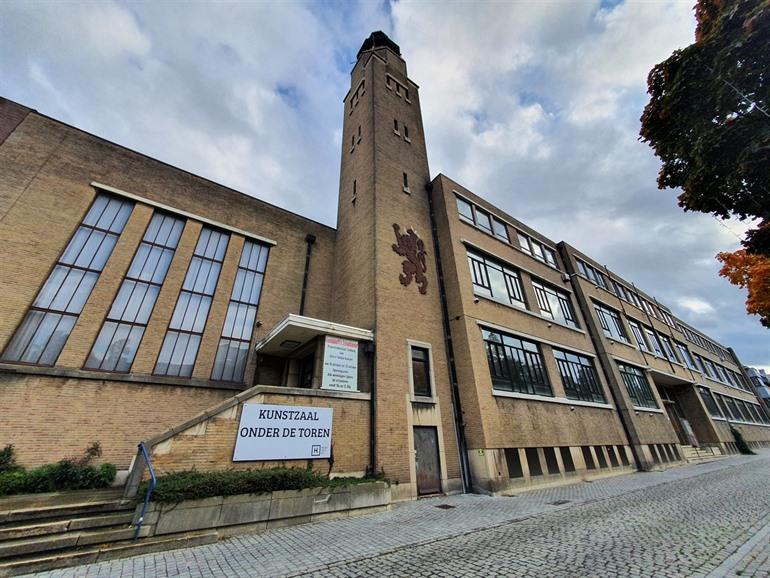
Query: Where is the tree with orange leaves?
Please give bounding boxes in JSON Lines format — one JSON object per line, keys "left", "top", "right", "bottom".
{"left": 717, "top": 250, "right": 770, "bottom": 327}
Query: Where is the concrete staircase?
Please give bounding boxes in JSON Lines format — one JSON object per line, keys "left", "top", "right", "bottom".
{"left": 679, "top": 445, "right": 724, "bottom": 465}
{"left": 0, "top": 489, "right": 216, "bottom": 577}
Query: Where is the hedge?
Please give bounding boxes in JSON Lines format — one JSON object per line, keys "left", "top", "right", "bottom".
{"left": 0, "top": 443, "right": 117, "bottom": 497}
{"left": 141, "top": 468, "right": 385, "bottom": 503}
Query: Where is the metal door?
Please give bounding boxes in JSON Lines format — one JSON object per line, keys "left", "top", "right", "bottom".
{"left": 414, "top": 426, "right": 441, "bottom": 495}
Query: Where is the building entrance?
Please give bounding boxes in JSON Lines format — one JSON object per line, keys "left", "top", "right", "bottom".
{"left": 414, "top": 426, "right": 441, "bottom": 495}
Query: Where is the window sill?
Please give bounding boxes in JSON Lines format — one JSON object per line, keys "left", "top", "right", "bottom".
{"left": 492, "top": 389, "right": 614, "bottom": 410}
{"left": 476, "top": 296, "right": 586, "bottom": 334}
{"left": 0, "top": 362, "right": 246, "bottom": 391}
{"left": 712, "top": 417, "right": 770, "bottom": 428}
{"left": 402, "top": 186, "right": 411, "bottom": 194}
{"left": 631, "top": 406, "right": 664, "bottom": 414}
{"left": 411, "top": 396, "right": 436, "bottom": 405}
{"left": 404, "top": 137, "right": 411, "bottom": 143}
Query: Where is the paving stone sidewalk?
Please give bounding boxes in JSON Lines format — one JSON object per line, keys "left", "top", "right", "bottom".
{"left": 30, "top": 451, "right": 770, "bottom": 577}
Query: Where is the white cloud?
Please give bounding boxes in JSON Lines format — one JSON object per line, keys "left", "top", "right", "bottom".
{"left": 677, "top": 297, "right": 716, "bottom": 316}
{"left": 0, "top": 0, "right": 766, "bottom": 368}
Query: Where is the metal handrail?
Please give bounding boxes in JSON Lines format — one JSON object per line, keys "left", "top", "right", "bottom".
{"left": 132, "top": 441, "right": 156, "bottom": 541}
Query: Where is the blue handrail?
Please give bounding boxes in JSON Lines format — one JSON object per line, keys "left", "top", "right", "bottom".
{"left": 133, "top": 441, "right": 156, "bottom": 541}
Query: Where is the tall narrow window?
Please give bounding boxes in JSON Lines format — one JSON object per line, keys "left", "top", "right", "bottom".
{"left": 483, "top": 328, "right": 551, "bottom": 396}
{"left": 554, "top": 349, "right": 605, "bottom": 403}
{"left": 659, "top": 334, "right": 679, "bottom": 363}
{"left": 627, "top": 319, "right": 649, "bottom": 351}
{"left": 410, "top": 346, "right": 432, "bottom": 397}
{"left": 394, "top": 118, "right": 399, "bottom": 133}
{"left": 86, "top": 212, "right": 184, "bottom": 372}
{"left": 618, "top": 363, "right": 657, "bottom": 408}
{"left": 698, "top": 386, "right": 722, "bottom": 417}
{"left": 676, "top": 342, "right": 696, "bottom": 369}
{"left": 211, "top": 240, "right": 269, "bottom": 382}
{"left": 467, "top": 250, "right": 525, "bottom": 308}
{"left": 402, "top": 172, "right": 409, "bottom": 192}
{"left": 532, "top": 280, "right": 578, "bottom": 328}
{"left": 404, "top": 125, "right": 410, "bottom": 140}
{"left": 155, "top": 227, "right": 229, "bottom": 377}
{"left": 594, "top": 303, "right": 628, "bottom": 342}
{"left": 644, "top": 327, "right": 664, "bottom": 357}
{"left": 2, "top": 194, "right": 133, "bottom": 365}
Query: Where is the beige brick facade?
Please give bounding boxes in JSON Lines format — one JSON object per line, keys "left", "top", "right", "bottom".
{"left": 1, "top": 31, "right": 768, "bottom": 500}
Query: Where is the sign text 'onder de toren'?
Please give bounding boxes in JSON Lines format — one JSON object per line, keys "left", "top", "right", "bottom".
{"left": 233, "top": 403, "right": 333, "bottom": 461}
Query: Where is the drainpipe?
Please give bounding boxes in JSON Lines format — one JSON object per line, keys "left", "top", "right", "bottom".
{"left": 365, "top": 341, "right": 377, "bottom": 476}
{"left": 426, "top": 181, "right": 472, "bottom": 493}
{"left": 299, "top": 234, "right": 316, "bottom": 316}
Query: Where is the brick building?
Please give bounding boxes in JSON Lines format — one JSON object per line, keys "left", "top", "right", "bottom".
{"left": 1, "top": 31, "right": 768, "bottom": 500}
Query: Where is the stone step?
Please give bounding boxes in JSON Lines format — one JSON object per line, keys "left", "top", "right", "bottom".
{"left": 0, "top": 512, "right": 135, "bottom": 542}
{"left": 0, "top": 525, "right": 140, "bottom": 560}
{"left": 0, "top": 499, "right": 133, "bottom": 527}
{"left": 0, "top": 531, "right": 219, "bottom": 577}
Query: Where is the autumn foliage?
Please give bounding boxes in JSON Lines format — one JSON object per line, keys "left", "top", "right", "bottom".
{"left": 640, "top": 0, "right": 770, "bottom": 324}
{"left": 717, "top": 250, "right": 770, "bottom": 327}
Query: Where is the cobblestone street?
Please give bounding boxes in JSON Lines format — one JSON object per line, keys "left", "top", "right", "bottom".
{"left": 31, "top": 452, "right": 770, "bottom": 578}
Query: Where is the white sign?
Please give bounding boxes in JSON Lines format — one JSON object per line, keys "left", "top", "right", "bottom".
{"left": 321, "top": 336, "right": 359, "bottom": 392}
{"left": 233, "top": 404, "right": 333, "bottom": 461}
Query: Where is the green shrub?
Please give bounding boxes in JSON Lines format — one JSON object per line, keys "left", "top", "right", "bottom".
{"left": 142, "top": 467, "right": 385, "bottom": 504}
{"left": 731, "top": 426, "right": 756, "bottom": 455}
{"left": 0, "top": 470, "right": 29, "bottom": 496}
{"left": 0, "top": 445, "right": 18, "bottom": 473}
{"left": 0, "top": 443, "right": 117, "bottom": 497}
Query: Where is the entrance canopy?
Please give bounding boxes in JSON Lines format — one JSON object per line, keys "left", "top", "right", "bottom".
{"left": 255, "top": 314, "right": 374, "bottom": 356}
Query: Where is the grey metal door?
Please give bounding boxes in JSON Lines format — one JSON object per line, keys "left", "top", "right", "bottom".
{"left": 414, "top": 426, "right": 441, "bottom": 495}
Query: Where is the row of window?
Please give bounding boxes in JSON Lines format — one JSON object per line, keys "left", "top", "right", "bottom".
{"left": 575, "top": 258, "right": 731, "bottom": 361}
{"left": 698, "top": 386, "right": 770, "bottom": 425}
{"left": 678, "top": 323, "right": 730, "bottom": 361}
{"left": 577, "top": 259, "right": 679, "bottom": 326}
{"left": 482, "top": 328, "right": 606, "bottom": 404}
{"left": 2, "top": 194, "right": 269, "bottom": 383}
{"left": 456, "top": 196, "right": 558, "bottom": 268}
{"left": 468, "top": 250, "right": 577, "bottom": 328}
{"left": 594, "top": 301, "right": 752, "bottom": 393}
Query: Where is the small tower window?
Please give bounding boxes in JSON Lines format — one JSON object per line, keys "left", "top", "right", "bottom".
{"left": 404, "top": 125, "right": 410, "bottom": 141}
{"left": 352, "top": 179, "right": 357, "bottom": 204}
{"left": 403, "top": 172, "right": 410, "bottom": 193}
{"left": 351, "top": 133, "right": 355, "bottom": 151}
{"left": 394, "top": 118, "right": 399, "bottom": 134}
{"left": 358, "top": 125, "right": 362, "bottom": 143}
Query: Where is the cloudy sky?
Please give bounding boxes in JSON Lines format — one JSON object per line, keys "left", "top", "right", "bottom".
{"left": 1, "top": 0, "right": 767, "bottom": 368}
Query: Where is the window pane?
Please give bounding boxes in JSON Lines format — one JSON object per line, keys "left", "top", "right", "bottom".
{"left": 456, "top": 197, "right": 474, "bottom": 221}
{"left": 475, "top": 209, "right": 492, "bottom": 232}
{"left": 411, "top": 347, "right": 431, "bottom": 397}
{"left": 492, "top": 218, "right": 509, "bottom": 241}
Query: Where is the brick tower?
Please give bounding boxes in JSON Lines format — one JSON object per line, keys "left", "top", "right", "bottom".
{"left": 332, "top": 32, "right": 464, "bottom": 499}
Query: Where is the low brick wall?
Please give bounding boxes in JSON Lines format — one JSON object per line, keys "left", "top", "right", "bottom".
{"left": 125, "top": 385, "right": 372, "bottom": 497}
{"left": 134, "top": 481, "right": 390, "bottom": 538}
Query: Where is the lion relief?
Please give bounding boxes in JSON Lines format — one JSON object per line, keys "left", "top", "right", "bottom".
{"left": 391, "top": 223, "right": 428, "bottom": 295}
